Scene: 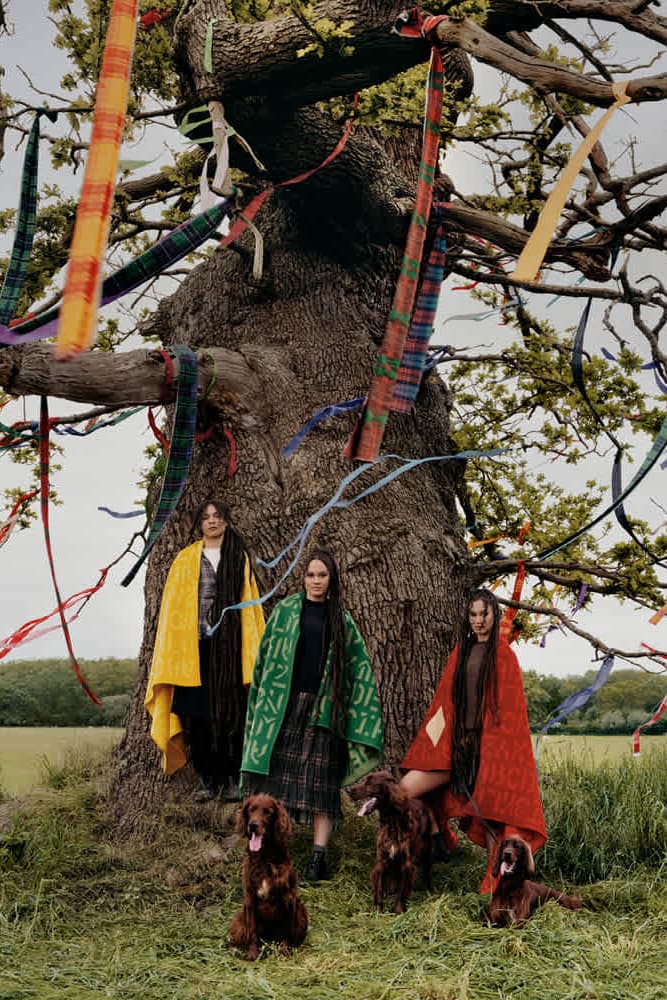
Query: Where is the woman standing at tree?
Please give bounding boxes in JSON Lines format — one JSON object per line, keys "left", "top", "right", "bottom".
{"left": 241, "top": 548, "right": 384, "bottom": 882}
{"left": 400, "top": 587, "right": 546, "bottom": 894}
{"left": 145, "top": 500, "right": 265, "bottom": 801}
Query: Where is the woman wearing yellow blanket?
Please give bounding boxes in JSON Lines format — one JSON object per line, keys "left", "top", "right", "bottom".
{"left": 145, "top": 500, "right": 264, "bottom": 800}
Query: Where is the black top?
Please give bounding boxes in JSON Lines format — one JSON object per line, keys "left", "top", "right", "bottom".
{"left": 293, "top": 599, "right": 327, "bottom": 694}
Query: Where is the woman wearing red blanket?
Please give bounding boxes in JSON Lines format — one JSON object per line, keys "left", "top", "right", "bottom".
{"left": 400, "top": 587, "right": 546, "bottom": 894}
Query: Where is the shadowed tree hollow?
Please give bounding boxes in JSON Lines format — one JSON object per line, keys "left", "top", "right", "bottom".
{"left": 0, "top": 1, "right": 665, "bottom": 833}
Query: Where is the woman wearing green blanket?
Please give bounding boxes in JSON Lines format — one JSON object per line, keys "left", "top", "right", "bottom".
{"left": 241, "top": 548, "right": 383, "bottom": 883}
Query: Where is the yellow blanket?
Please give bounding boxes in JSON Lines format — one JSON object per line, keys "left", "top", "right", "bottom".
{"left": 145, "top": 539, "right": 264, "bottom": 774}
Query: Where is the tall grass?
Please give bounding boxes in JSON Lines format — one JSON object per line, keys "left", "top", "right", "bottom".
{"left": 0, "top": 746, "right": 666, "bottom": 998}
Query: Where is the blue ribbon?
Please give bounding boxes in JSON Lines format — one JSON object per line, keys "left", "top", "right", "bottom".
{"left": 282, "top": 396, "right": 365, "bottom": 457}
{"left": 98, "top": 506, "right": 145, "bottom": 519}
{"left": 206, "top": 446, "right": 505, "bottom": 635}
{"left": 535, "top": 654, "right": 615, "bottom": 758}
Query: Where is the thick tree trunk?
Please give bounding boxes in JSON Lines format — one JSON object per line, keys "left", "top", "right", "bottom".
{"left": 107, "top": 185, "right": 473, "bottom": 834}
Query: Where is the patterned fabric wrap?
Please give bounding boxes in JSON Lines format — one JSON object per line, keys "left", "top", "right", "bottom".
{"left": 401, "top": 641, "right": 546, "bottom": 858}
{"left": 0, "top": 199, "right": 232, "bottom": 345}
{"left": 391, "top": 224, "right": 447, "bottom": 412}
{"left": 145, "top": 540, "right": 265, "bottom": 774}
{"left": 0, "top": 112, "right": 43, "bottom": 325}
{"left": 121, "top": 345, "right": 198, "bottom": 586}
{"left": 55, "top": 0, "right": 138, "bottom": 359}
{"left": 243, "top": 689, "right": 348, "bottom": 821}
{"left": 349, "top": 18, "right": 446, "bottom": 459}
{"left": 241, "top": 592, "right": 383, "bottom": 786}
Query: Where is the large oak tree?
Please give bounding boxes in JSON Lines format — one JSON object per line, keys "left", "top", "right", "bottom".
{"left": 1, "top": 0, "right": 665, "bottom": 831}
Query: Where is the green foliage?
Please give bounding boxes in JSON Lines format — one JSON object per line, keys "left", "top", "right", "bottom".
{"left": 523, "top": 668, "right": 667, "bottom": 735}
{"left": 0, "top": 658, "right": 136, "bottom": 726}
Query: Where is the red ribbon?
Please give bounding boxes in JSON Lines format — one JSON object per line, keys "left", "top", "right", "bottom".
{"left": 0, "top": 489, "right": 38, "bottom": 547}
{"left": 632, "top": 691, "right": 667, "bottom": 755}
{"left": 38, "top": 397, "right": 101, "bottom": 704}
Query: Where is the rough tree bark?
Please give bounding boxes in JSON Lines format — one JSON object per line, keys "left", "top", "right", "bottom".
{"left": 3, "top": 0, "right": 665, "bottom": 834}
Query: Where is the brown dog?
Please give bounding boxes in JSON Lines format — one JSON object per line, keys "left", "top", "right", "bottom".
{"left": 488, "top": 836, "right": 581, "bottom": 927}
{"left": 229, "top": 794, "right": 308, "bottom": 960}
{"left": 348, "top": 770, "right": 432, "bottom": 914}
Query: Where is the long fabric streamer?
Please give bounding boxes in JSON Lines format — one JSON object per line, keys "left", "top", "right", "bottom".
{"left": 0, "top": 198, "right": 233, "bottom": 345}
{"left": 55, "top": 0, "right": 139, "bottom": 358}
{"left": 38, "top": 398, "right": 101, "bottom": 702}
{"left": 632, "top": 691, "right": 667, "bottom": 755}
{"left": 348, "top": 13, "right": 446, "bottom": 461}
{"left": 535, "top": 654, "right": 615, "bottom": 758}
{"left": 282, "top": 397, "right": 365, "bottom": 457}
{"left": 536, "top": 410, "right": 667, "bottom": 561}
{"left": 572, "top": 298, "right": 667, "bottom": 567}
{"left": 121, "top": 346, "right": 198, "bottom": 586}
{"left": 206, "top": 445, "right": 504, "bottom": 635}
{"left": 0, "top": 566, "right": 110, "bottom": 660}
{"left": 511, "top": 82, "right": 630, "bottom": 283}
{"left": 391, "top": 224, "right": 447, "bottom": 412}
{"left": 540, "top": 583, "right": 588, "bottom": 647}
{"left": 0, "top": 111, "right": 51, "bottom": 325}
{"left": 98, "top": 506, "right": 145, "bottom": 519}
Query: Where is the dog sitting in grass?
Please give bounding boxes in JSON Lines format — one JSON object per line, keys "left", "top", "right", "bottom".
{"left": 347, "top": 770, "right": 432, "bottom": 914}
{"left": 487, "top": 835, "right": 581, "bottom": 927}
{"left": 229, "top": 794, "right": 308, "bottom": 960}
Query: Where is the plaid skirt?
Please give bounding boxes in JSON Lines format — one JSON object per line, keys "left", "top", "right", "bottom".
{"left": 243, "top": 690, "right": 347, "bottom": 822}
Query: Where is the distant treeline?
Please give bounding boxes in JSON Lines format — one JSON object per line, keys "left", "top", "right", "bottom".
{"left": 0, "top": 658, "right": 136, "bottom": 727}
{"left": 0, "top": 659, "right": 664, "bottom": 733}
{"left": 523, "top": 667, "right": 667, "bottom": 735}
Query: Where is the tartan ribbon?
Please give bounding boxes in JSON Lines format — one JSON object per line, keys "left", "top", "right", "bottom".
{"left": 348, "top": 13, "right": 447, "bottom": 460}
{"left": 633, "top": 692, "right": 667, "bottom": 755}
{"left": 121, "top": 345, "right": 198, "bottom": 586}
{"left": 391, "top": 223, "right": 447, "bottom": 413}
{"left": 534, "top": 654, "right": 615, "bottom": 758}
{"left": 54, "top": 0, "right": 139, "bottom": 358}
{"left": 0, "top": 198, "right": 233, "bottom": 345}
{"left": 0, "top": 110, "right": 53, "bottom": 326}
{"left": 38, "top": 397, "right": 101, "bottom": 703}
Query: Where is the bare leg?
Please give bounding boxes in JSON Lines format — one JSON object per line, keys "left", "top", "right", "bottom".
{"left": 313, "top": 813, "right": 333, "bottom": 849}
{"left": 399, "top": 770, "right": 450, "bottom": 833}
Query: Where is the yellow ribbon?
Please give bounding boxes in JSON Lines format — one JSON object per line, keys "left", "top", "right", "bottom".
{"left": 510, "top": 82, "right": 630, "bottom": 283}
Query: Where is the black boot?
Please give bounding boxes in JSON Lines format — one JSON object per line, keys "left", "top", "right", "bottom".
{"left": 431, "top": 831, "right": 450, "bottom": 863}
{"left": 302, "top": 848, "right": 328, "bottom": 884}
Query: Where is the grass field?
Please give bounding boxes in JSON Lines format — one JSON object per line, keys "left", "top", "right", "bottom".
{"left": 0, "top": 731, "right": 666, "bottom": 998}
{"left": 0, "top": 727, "right": 122, "bottom": 796}
{"left": 0, "top": 728, "right": 664, "bottom": 797}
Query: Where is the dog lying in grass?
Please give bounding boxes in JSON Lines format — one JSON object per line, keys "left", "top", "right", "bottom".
{"left": 348, "top": 770, "right": 432, "bottom": 914}
{"left": 487, "top": 835, "right": 582, "bottom": 927}
{"left": 229, "top": 794, "right": 308, "bottom": 960}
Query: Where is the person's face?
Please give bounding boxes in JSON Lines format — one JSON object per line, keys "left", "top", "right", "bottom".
{"left": 201, "top": 504, "right": 226, "bottom": 543}
{"left": 469, "top": 599, "right": 494, "bottom": 642}
{"left": 304, "top": 559, "right": 331, "bottom": 602}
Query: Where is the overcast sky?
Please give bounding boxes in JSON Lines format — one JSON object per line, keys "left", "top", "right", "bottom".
{"left": 1, "top": 4, "right": 665, "bottom": 680}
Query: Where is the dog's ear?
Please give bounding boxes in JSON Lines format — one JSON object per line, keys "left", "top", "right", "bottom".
{"left": 235, "top": 799, "right": 249, "bottom": 835}
{"left": 522, "top": 840, "right": 535, "bottom": 876}
{"left": 273, "top": 798, "right": 292, "bottom": 847}
{"left": 491, "top": 841, "right": 505, "bottom": 878}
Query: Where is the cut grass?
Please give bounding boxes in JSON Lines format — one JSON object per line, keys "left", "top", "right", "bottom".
{"left": 1, "top": 743, "right": 666, "bottom": 998}
{"left": 0, "top": 727, "right": 122, "bottom": 797}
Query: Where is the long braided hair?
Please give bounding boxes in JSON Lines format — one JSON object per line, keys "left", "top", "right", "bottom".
{"left": 307, "top": 548, "right": 348, "bottom": 736}
{"left": 450, "top": 587, "right": 501, "bottom": 796}
{"left": 190, "top": 500, "right": 248, "bottom": 760}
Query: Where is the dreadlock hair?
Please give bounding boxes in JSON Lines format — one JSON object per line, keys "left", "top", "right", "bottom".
{"left": 450, "top": 587, "right": 501, "bottom": 796}
{"left": 307, "top": 548, "right": 348, "bottom": 736}
{"left": 192, "top": 500, "right": 248, "bottom": 764}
